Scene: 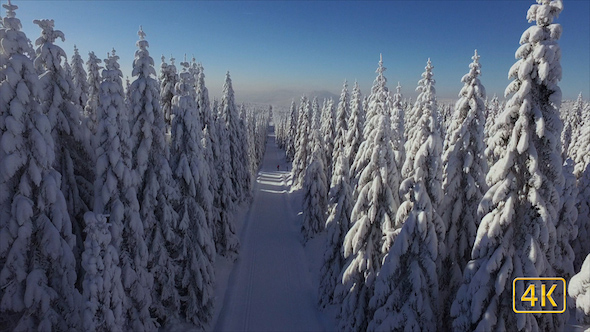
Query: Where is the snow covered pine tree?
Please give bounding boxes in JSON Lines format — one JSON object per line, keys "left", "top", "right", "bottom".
{"left": 0, "top": 2, "right": 80, "bottom": 330}
{"left": 452, "top": 1, "right": 566, "bottom": 331}
{"left": 339, "top": 55, "right": 400, "bottom": 332}
{"left": 369, "top": 58, "right": 443, "bottom": 332}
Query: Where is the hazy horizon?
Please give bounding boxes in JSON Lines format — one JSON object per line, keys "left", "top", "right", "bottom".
{"left": 14, "top": 0, "right": 590, "bottom": 106}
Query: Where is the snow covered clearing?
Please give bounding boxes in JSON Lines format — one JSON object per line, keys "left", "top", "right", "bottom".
{"left": 213, "top": 126, "right": 337, "bottom": 331}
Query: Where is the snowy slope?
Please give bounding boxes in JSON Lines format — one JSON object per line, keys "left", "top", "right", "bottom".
{"left": 213, "top": 127, "right": 336, "bottom": 331}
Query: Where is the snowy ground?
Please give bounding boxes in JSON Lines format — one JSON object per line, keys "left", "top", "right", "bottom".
{"left": 212, "top": 129, "right": 337, "bottom": 331}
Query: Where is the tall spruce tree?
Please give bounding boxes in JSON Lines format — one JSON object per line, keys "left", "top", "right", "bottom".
{"left": 369, "top": 58, "right": 444, "bottom": 332}
{"left": 319, "top": 148, "right": 352, "bottom": 308}
{"left": 159, "top": 55, "right": 177, "bottom": 129}
{"left": 286, "top": 100, "right": 298, "bottom": 162}
{"left": 554, "top": 159, "right": 577, "bottom": 281}
{"left": 85, "top": 51, "right": 102, "bottom": 139}
{"left": 0, "top": 2, "right": 80, "bottom": 330}
{"left": 127, "top": 27, "right": 181, "bottom": 327}
{"left": 346, "top": 81, "right": 365, "bottom": 171}
{"left": 338, "top": 56, "right": 400, "bottom": 332}
{"left": 321, "top": 97, "right": 336, "bottom": 182}
{"left": 216, "top": 105, "right": 240, "bottom": 258}
{"left": 484, "top": 94, "right": 501, "bottom": 166}
{"left": 170, "top": 68, "right": 216, "bottom": 329}
{"left": 350, "top": 55, "right": 390, "bottom": 191}
{"left": 71, "top": 45, "right": 88, "bottom": 109}
{"left": 390, "top": 82, "right": 406, "bottom": 174}
{"left": 292, "top": 96, "right": 311, "bottom": 188}
{"left": 34, "top": 18, "right": 93, "bottom": 294}
{"left": 70, "top": 45, "right": 94, "bottom": 161}
{"left": 196, "top": 64, "right": 221, "bottom": 239}
{"left": 574, "top": 163, "right": 590, "bottom": 271}
{"left": 81, "top": 212, "right": 125, "bottom": 332}
{"left": 569, "top": 253, "right": 590, "bottom": 325}
{"left": 301, "top": 128, "right": 328, "bottom": 242}
{"left": 220, "top": 72, "right": 251, "bottom": 202}
{"left": 439, "top": 50, "right": 488, "bottom": 330}
{"left": 95, "top": 49, "right": 155, "bottom": 331}
{"left": 452, "top": 1, "right": 565, "bottom": 330}
{"left": 332, "top": 81, "right": 349, "bottom": 183}
{"left": 571, "top": 93, "right": 590, "bottom": 177}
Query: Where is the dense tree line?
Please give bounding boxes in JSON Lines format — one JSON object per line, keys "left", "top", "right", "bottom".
{"left": 276, "top": 0, "right": 590, "bottom": 330}
{"left": 0, "top": 1, "right": 269, "bottom": 330}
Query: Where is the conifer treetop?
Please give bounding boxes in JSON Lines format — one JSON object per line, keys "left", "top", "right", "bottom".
{"left": 2, "top": 0, "right": 34, "bottom": 57}
{"left": 132, "top": 26, "right": 155, "bottom": 78}
{"left": 138, "top": 25, "right": 145, "bottom": 40}
{"left": 527, "top": 0, "right": 562, "bottom": 27}
{"left": 33, "top": 18, "right": 68, "bottom": 74}
{"left": 33, "top": 19, "right": 65, "bottom": 44}
{"left": 416, "top": 58, "right": 436, "bottom": 103}
{"left": 3, "top": 0, "right": 17, "bottom": 16}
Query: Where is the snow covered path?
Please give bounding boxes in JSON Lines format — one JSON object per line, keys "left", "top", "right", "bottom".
{"left": 214, "top": 126, "right": 329, "bottom": 331}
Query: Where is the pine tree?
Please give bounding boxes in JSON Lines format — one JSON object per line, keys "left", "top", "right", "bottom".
{"left": 189, "top": 56, "right": 200, "bottom": 99}
{"left": 124, "top": 76, "right": 131, "bottom": 107}
{"left": 0, "top": 2, "right": 80, "bottom": 329}
{"left": 346, "top": 81, "right": 364, "bottom": 170}
{"left": 286, "top": 100, "right": 298, "bottom": 162}
{"left": 301, "top": 129, "right": 328, "bottom": 242}
{"left": 369, "top": 58, "right": 443, "bottom": 332}
{"left": 560, "top": 110, "right": 573, "bottom": 160}
{"left": 95, "top": 49, "right": 155, "bottom": 331}
{"left": 85, "top": 51, "right": 102, "bottom": 138}
{"left": 246, "top": 109, "right": 259, "bottom": 177}
{"left": 338, "top": 56, "right": 400, "bottom": 332}
{"left": 220, "top": 72, "right": 251, "bottom": 202}
{"left": 62, "top": 55, "right": 72, "bottom": 78}
{"left": 127, "top": 26, "right": 180, "bottom": 327}
{"left": 571, "top": 93, "right": 589, "bottom": 176}
{"left": 439, "top": 50, "right": 488, "bottom": 330}
{"left": 574, "top": 163, "right": 590, "bottom": 271}
{"left": 569, "top": 253, "right": 590, "bottom": 325}
{"left": 368, "top": 180, "right": 440, "bottom": 332}
{"left": 195, "top": 63, "right": 210, "bottom": 131}
{"left": 321, "top": 97, "right": 336, "bottom": 182}
{"left": 554, "top": 159, "right": 577, "bottom": 281}
{"left": 319, "top": 148, "right": 352, "bottom": 308}
{"left": 350, "top": 55, "right": 390, "bottom": 191}
{"left": 452, "top": 1, "right": 565, "bottom": 330}
{"left": 71, "top": 45, "right": 94, "bottom": 162}
{"left": 196, "top": 63, "right": 220, "bottom": 239}
{"left": 216, "top": 107, "right": 240, "bottom": 258}
{"left": 170, "top": 68, "right": 216, "bottom": 329}
{"left": 292, "top": 96, "right": 312, "bottom": 188}
{"left": 311, "top": 97, "right": 322, "bottom": 132}
{"left": 71, "top": 45, "right": 88, "bottom": 109}
{"left": 311, "top": 97, "right": 328, "bottom": 180}
{"left": 390, "top": 82, "right": 406, "bottom": 175}
{"left": 332, "top": 81, "right": 349, "bottom": 182}
{"left": 34, "top": 18, "right": 94, "bottom": 294}
{"left": 159, "top": 55, "right": 177, "bottom": 129}
{"left": 484, "top": 95, "right": 500, "bottom": 140}
{"left": 484, "top": 94, "right": 501, "bottom": 166}
{"left": 81, "top": 212, "right": 125, "bottom": 332}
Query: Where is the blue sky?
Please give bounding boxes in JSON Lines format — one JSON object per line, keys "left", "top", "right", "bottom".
{"left": 14, "top": 0, "right": 590, "bottom": 105}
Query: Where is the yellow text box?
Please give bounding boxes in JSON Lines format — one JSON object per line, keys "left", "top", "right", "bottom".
{"left": 512, "top": 277, "right": 566, "bottom": 313}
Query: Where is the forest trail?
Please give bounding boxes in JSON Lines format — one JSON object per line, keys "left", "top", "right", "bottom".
{"left": 213, "top": 125, "right": 326, "bottom": 331}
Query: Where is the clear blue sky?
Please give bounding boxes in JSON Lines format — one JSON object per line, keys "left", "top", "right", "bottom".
{"left": 14, "top": 0, "right": 590, "bottom": 105}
